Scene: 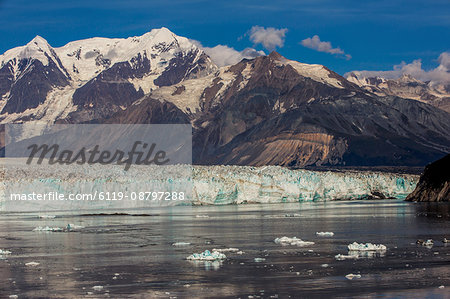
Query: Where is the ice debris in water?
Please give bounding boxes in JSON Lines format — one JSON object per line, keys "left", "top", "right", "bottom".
{"left": 212, "top": 248, "right": 239, "bottom": 253}
{"left": 316, "top": 232, "right": 334, "bottom": 237}
{"left": 25, "top": 262, "right": 40, "bottom": 267}
{"left": 92, "top": 286, "right": 104, "bottom": 291}
{"left": 9, "top": 295, "right": 18, "bottom": 299}
{"left": 172, "top": 242, "right": 191, "bottom": 246}
{"left": 0, "top": 249, "right": 12, "bottom": 255}
{"left": 254, "top": 258, "right": 266, "bottom": 262}
{"left": 274, "top": 236, "right": 315, "bottom": 246}
{"left": 347, "top": 242, "right": 386, "bottom": 251}
{"left": 345, "top": 273, "right": 361, "bottom": 280}
{"left": 187, "top": 250, "right": 226, "bottom": 261}
{"left": 33, "top": 226, "right": 63, "bottom": 232}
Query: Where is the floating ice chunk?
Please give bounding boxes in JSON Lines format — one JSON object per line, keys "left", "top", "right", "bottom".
{"left": 274, "top": 236, "right": 315, "bottom": 246}
{"left": 254, "top": 258, "right": 266, "bottom": 262}
{"left": 186, "top": 250, "right": 226, "bottom": 261}
{"left": 348, "top": 250, "right": 385, "bottom": 258}
{"left": 347, "top": 242, "right": 386, "bottom": 251}
{"left": 0, "top": 249, "right": 12, "bottom": 255}
{"left": 345, "top": 273, "right": 361, "bottom": 280}
{"left": 439, "top": 285, "right": 445, "bottom": 289}
{"left": 172, "top": 242, "right": 191, "bottom": 246}
{"left": 25, "top": 262, "right": 40, "bottom": 267}
{"left": 39, "top": 215, "right": 56, "bottom": 219}
{"left": 66, "top": 224, "right": 85, "bottom": 231}
{"left": 335, "top": 254, "right": 358, "bottom": 260}
{"left": 92, "top": 286, "right": 104, "bottom": 291}
{"left": 9, "top": 295, "right": 18, "bottom": 299}
{"left": 195, "top": 215, "right": 209, "bottom": 218}
{"left": 212, "top": 248, "right": 239, "bottom": 253}
{"left": 33, "top": 226, "right": 63, "bottom": 232}
{"left": 321, "top": 264, "right": 329, "bottom": 268}
{"left": 316, "top": 232, "right": 334, "bottom": 237}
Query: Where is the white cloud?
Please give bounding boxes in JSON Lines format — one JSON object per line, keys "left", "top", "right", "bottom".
{"left": 249, "top": 26, "right": 288, "bottom": 51}
{"left": 346, "top": 51, "right": 450, "bottom": 84}
{"left": 300, "top": 35, "right": 351, "bottom": 60}
{"left": 191, "top": 40, "right": 265, "bottom": 67}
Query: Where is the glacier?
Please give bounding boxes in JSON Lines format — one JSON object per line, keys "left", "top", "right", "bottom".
{"left": 0, "top": 159, "right": 418, "bottom": 211}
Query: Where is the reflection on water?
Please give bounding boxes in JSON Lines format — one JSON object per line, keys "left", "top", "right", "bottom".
{"left": 0, "top": 200, "right": 449, "bottom": 298}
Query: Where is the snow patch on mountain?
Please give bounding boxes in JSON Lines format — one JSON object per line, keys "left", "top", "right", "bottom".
{"left": 276, "top": 57, "right": 344, "bottom": 89}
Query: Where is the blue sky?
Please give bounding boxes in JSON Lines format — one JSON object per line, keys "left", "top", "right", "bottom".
{"left": 0, "top": 0, "right": 449, "bottom": 75}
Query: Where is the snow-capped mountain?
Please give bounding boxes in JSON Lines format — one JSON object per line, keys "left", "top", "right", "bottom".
{"left": 0, "top": 29, "right": 449, "bottom": 167}
{"left": 0, "top": 27, "right": 216, "bottom": 124}
{"left": 346, "top": 72, "right": 450, "bottom": 113}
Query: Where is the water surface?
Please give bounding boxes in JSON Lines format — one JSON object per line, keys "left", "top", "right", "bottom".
{"left": 0, "top": 200, "right": 449, "bottom": 298}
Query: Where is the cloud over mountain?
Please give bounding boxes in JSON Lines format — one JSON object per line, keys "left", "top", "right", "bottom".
{"left": 300, "top": 35, "right": 351, "bottom": 60}
{"left": 249, "top": 26, "right": 288, "bottom": 51}
{"left": 191, "top": 40, "right": 265, "bottom": 67}
{"left": 346, "top": 51, "right": 450, "bottom": 84}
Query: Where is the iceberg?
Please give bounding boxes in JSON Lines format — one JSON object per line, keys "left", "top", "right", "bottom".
{"left": 186, "top": 250, "right": 227, "bottom": 261}
{"left": 347, "top": 242, "right": 387, "bottom": 251}
{"left": 274, "top": 236, "right": 315, "bottom": 246}
{"left": 0, "top": 249, "right": 11, "bottom": 255}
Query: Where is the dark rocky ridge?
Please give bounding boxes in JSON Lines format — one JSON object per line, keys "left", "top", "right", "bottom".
{"left": 406, "top": 154, "right": 450, "bottom": 202}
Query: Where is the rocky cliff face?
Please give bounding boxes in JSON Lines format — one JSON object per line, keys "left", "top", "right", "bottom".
{"left": 406, "top": 154, "right": 450, "bottom": 202}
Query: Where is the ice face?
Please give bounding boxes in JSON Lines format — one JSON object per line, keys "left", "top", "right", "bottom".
{"left": 0, "top": 161, "right": 418, "bottom": 211}
{"left": 191, "top": 165, "right": 418, "bottom": 205}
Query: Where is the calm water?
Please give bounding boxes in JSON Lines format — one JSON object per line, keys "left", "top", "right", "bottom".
{"left": 0, "top": 200, "right": 449, "bottom": 298}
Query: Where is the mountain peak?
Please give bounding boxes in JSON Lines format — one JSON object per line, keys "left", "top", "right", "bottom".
{"left": 144, "top": 27, "right": 178, "bottom": 44}
{"left": 268, "top": 51, "right": 283, "bottom": 60}
{"left": 29, "top": 35, "right": 49, "bottom": 46}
